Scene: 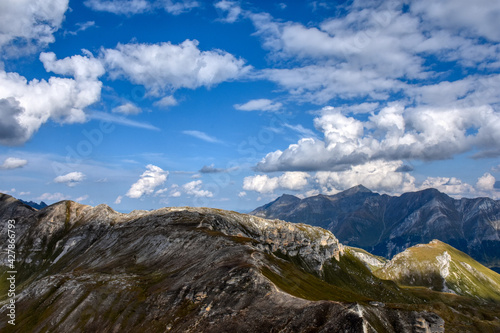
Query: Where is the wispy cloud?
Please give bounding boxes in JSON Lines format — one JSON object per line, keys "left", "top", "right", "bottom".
{"left": 65, "top": 21, "right": 96, "bottom": 36}
{"left": 284, "top": 123, "right": 317, "bottom": 139}
{"left": 199, "top": 164, "right": 239, "bottom": 173}
{"left": 89, "top": 112, "right": 160, "bottom": 131}
{"left": 182, "top": 130, "right": 223, "bottom": 143}
{"left": 234, "top": 98, "right": 282, "bottom": 112}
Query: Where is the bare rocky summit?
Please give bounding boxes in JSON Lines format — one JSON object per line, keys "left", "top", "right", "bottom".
{"left": 1, "top": 193, "right": 499, "bottom": 332}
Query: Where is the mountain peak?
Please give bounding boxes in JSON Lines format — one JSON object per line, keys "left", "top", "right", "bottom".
{"left": 345, "top": 184, "right": 372, "bottom": 194}
{"left": 334, "top": 184, "right": 373, "bottom": 198}
{"left": 275, "top": 193, "right": 300, "bottom": 203}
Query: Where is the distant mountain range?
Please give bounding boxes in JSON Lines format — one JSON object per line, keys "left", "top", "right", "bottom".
{"left": 1, "top": 192, "right": 500, "bottom": 331}
{"left": 19, "top": 199, "right": 48, "bottom": 210}
{"left": 251, "top": 185, "right": 500, "bottom": 273}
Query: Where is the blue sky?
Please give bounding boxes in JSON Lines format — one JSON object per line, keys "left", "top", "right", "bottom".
{"left": 1, "top": 0, "right": 500, "bottom": 212}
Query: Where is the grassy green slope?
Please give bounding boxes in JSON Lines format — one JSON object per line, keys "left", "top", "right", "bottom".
{"left": 375, "top": 240, "right": 500, "bottom": 302}
{"left": 261, "top": 245, "right": 500, "bottom": 332}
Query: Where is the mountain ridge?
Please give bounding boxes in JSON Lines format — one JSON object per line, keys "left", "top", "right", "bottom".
{"left": 1, "top": 193, "right": 499, "bottom": 332}
{"left": 251, "top": 186, "right": 500, "bottom": 272}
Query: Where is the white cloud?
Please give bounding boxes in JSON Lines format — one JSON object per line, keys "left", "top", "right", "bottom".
{"left": 182, "top": 130, "right": 222, "bottom": 143}
{"left": 102, "top": 40, "right": 250, "bottom": 95}
{"left": 243, "top": 172, "right": 310, "bottom": 194}
{"left": 256, "top": 104, "right": 500, "bottom": 172}
{"left": 112, "top": 102, "right": 142, "bottom": 115}
{"left": 154, "top": 188, "right": 169, "bottom": 196}
{"left": 37, "top": 192, "right": 69, "bottom": 202}
{"left": 167, "top": 185, "right": 182, "bottom": 197}
{"left": 420, "top": 177, "right": 475, "bottom": 197}
{"left": 54, "top": 171, "right": 86, "bottom": 187}
{"left": 84, "top": 0, "right": 150, "bottom": 15}
{"left": 411, "top": 0, "right": 500, "bottom": 42}
{"left": 214, "top": 1, "right": 242, "bottom": 23}
{"left": 279, "top": 172, "right": 310, "bottom": 190}
{"left": 89, "top": 112, "right": 159, "bottom": 131}
{"left": 154, "top": 95, "right": 178, "bottom": 108}
{"left": 243, "top": 175, "right": 279, "bottom": 194}
{"left": 261, "top": 65, "right": 403, "bottom": 104}
{"left": 170, "top": 190, "right": 181, "bottom": 197}
{"left": 126, "top": 164, "right": 168, "bottom": 199}
{"left": 84, "top": 0, "right": 199, "bottom": 15}
{"left": 314, "top": 160, "right": 416, "bottom": 195}
{"left": 75, "top": 194, "right": 89, "bottom": 202}
{"left": 0, "top": 51, "right": 104, "bottom": 145}
{"left": 65, "top": 21, "right": 96, "bottom": 36}
{"left": 182, "top": 180, "right": 213, "bottom": 197}
{"left": 476, "top": 173, "right": 496, "bottom": 192}
{"left": 234, "top": 98, "right": 282, "bottom": 112}
{"left": 0, "top": 157, "right": 27, "bottom": 170}
{"left": 245, "top": 1, "right": 500, "bottom": 105}
{"left": 284, "top": 123, "right": 317, "bottom": 139}
{"left": 238, "top": 191, "right": 247, "bottom": 197}
{"left": 162, "top": 0, "right": 199, "bottom": 15}
{"left": 0, "top": 0, "right": 68, "bottom": 55}
{"left": 40, "top": 51, "right": 105, "bottom": 80}
{"left": 114, "top": 195, "right": 123, "bottom": 204}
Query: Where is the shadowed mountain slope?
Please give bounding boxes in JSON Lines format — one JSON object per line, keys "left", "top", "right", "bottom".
{"left": 251, "top": 186, "right": 500, "bottom": 272}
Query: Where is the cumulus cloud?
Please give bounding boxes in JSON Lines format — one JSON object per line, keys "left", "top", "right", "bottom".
{"left": 476, "top": 173, "right": 496, "bottom": 192}
{"left": 314, "top": 160, "right": 416, "bottom": 195}
{"left": 126, "top": 164, "right": 168, "bottom": 199}
{"left": 0, "top": 0, "right": 68, "bottom": 55}
{"left": 243, "top": 172, "right": 309, "bottom": 194}
{"left": 420, "top": 177, "right": 475, "bottom": 197}
{"left": 0, "top": 52, "right": 104, "bottom": 145}
{"left": 182, "top": 180, "right": 213, "bottom": 197}
{"left": 243, "top": 175, "right": 279, "bottom": 194}
{"left": 234, "top": 98, "right": 282, "bottom": 112}
{"left": 256, "top": 104, "right": 500, "bottom": 172}
{"left": 0, "top": 98, "right": 28, "bottom": 145}
{"left": 40, "top": 51, "right": 105, "bottom": 80}
{"left": 101, "top": 40, "right": 250, "bottom": 96}
{"left": 0, "top": 157, "right": 28, "bottom": 170}
{"left": 54, "top": 172, "right": 86, "bottom": 187}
